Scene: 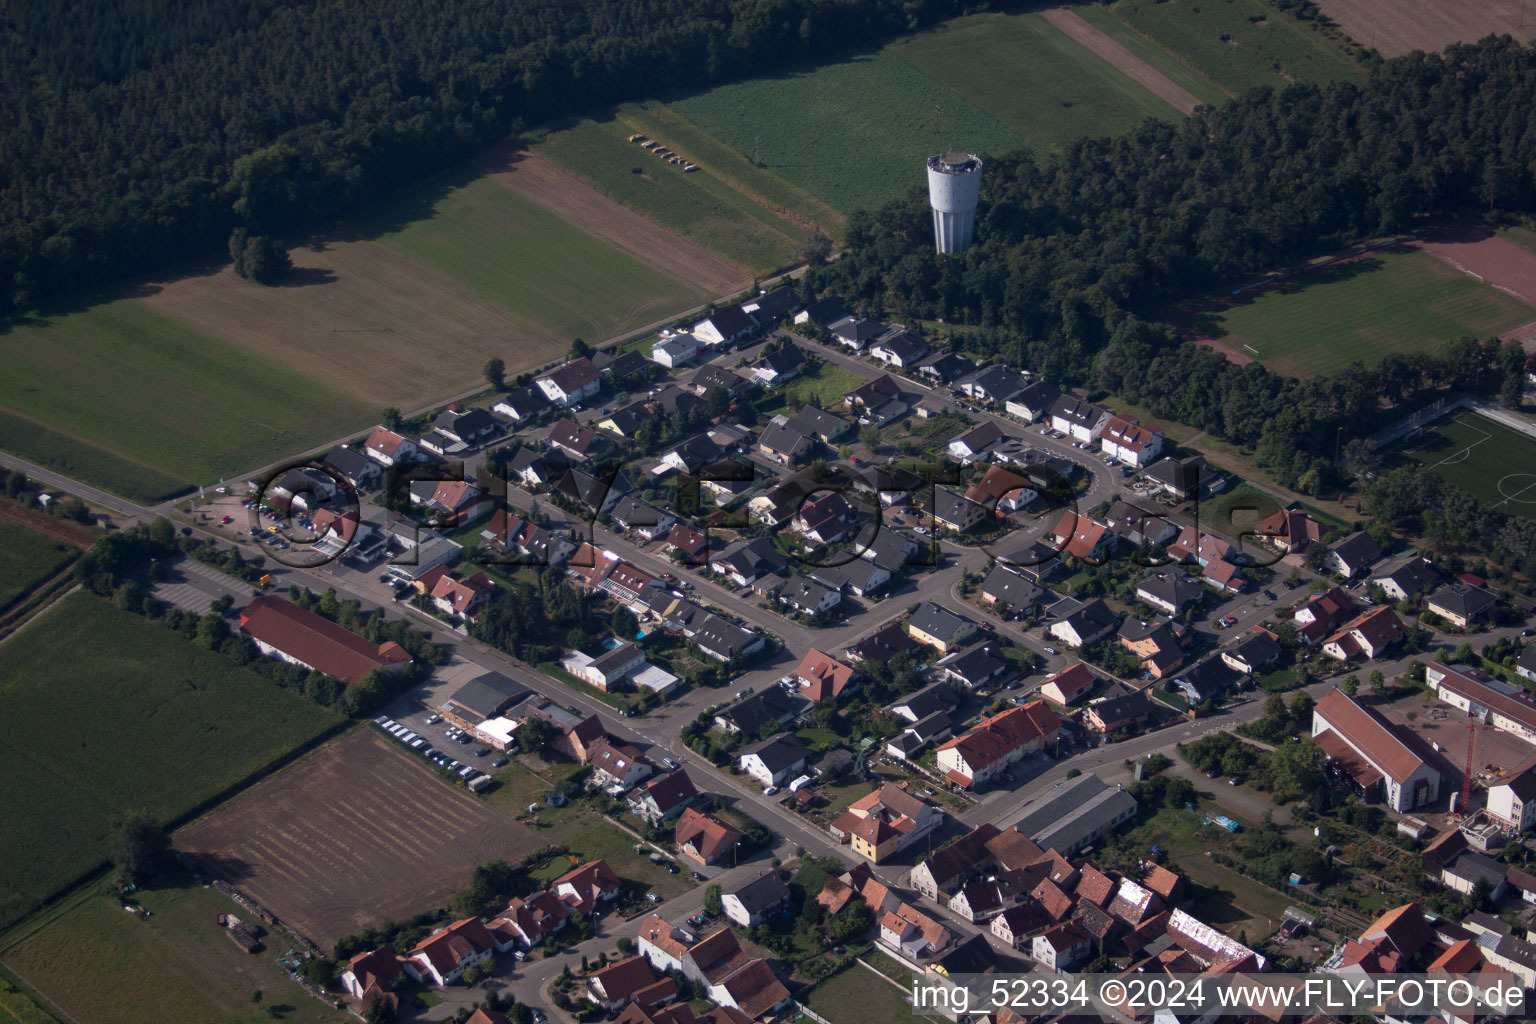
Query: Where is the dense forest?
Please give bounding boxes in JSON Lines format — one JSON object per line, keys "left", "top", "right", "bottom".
{"left": 0, "top": 0, "right": 992, "bottom": 313}
{"left": 811, "top": 37, "right": 1536, "bottom": 502}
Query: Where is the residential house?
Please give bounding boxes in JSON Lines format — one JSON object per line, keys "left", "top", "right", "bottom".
{"left": 629, "top": 770, "right": 700, "bottom": 826}
{"left": 587, "top": 956, "right": 671, "bottom": 1013}
{"left": 509, "top": 446, "right": 567, "bottom": 488}
{"left": 786, "top": 405, "right": 850, "bottom": 444}
{"left": 1118, "top": 618, "right": 1186, "bottom": 680}
{"left": 828, "top": 315, "right": 885, "bottom": 351}
{"left": 928, "top": 488, "right": 988, "bottom": 533}
{"left": 405, "top": 918, "right": 497, "bottom": 986}
{"left": 693, "top": 306, "right": 756, "bottom": 348}
{"left": 407, "top": 477, "right": 494, "bottom": 526}
{"left": 1521, "top": 646, "right": 1536, "bottom": 684}
{"left": 979, "top": 564, "right": 1047, "bottom": 615}
{"left": 1322, "top": 606, "right": 1406, "bottom": 661}
{"left": 480, "top": 510, "right": 574, "bottom": 566}
{"left": 552, "top": 859, "right": 622, "bottom": 915}
{"left": 609, "top": 495, "right": 676, "bottom": 543}
{"left": 808, "top": 558, "right": 890, "bottom": 598}
{"left": 1312, "top": 688, "right": 1442, "bottom": 811}
{"left": 1048, "top": 396, "right": 1110, "bottom": 442}
{"left": 1372, "top": 556, "right": 1445, "bottom": 602}
{"left": 596, "top": 349, "right": 652, "bottom": 383}
{"left": 916, "top": 351, "right": 977, "bottom": 385}
{"left": 343, "top": 947, "right": 406, "bottom": 1005}
{"left": 1003, "top": 380, "right": 1061, "bottom": 423}
{"left": 748, "top": 479, "right": 809, "bottom": 526}
{"left": 777, "top": 575, "right": 842, "bottom": 616}
{"left": 1293, "top": 586, "right": 1355, "bottom": 646}
{"left": 588, "top": 738, "right": 653, "bottom": 790}
{"left": 795, "top": 648, "right": 861, "bottom": 703}
{"left": 908, "top": 823, "right": 1002, "bottom": 900}
{"left": 571, "top": 643, "right": 647, "bottom": 691}
{"left": 1033, "top": 924, "right": 1093, "bottom": 972}
{"left": 878, "top": 902, "right": 953, "bottom": 959}
{"left": 652, "top": 332, "right": 703, "bottom": 369}
{"left": 1221, "top": 629, "right": 1282, "bottom": 676}
{"left": 492, "top": 387, "right": 552, "bottom": 424}
{"left": 1169, "top": 655, "right": 1246, "bottom": 705}
{"left": 597, "top": 402, "right": 649, "bottom": 439}
{"left": 870, "top": 327, "right": 929, "bottom": 368}
{"left": 756, "top": 420, "right": 813, "bottom": 464}
{"left": 1099, "top": 416, "right": 1165, "bottom": 467}
{"left": 793, "top": 492, "right": 852, "bottom": 546}
{"left": 1488, "top": 754, "right": 1536, "bottom": 832}
{"left": 740, "top": 285, "right": 799, "bottom": 327}
{"left": 937, "top": 642, "right": 1011, "bottom": 692}
{"left": 991, "top": 905, "right": 1053, "bottom": 949}
{"left": 693, "top": 615, "right": 766, "bottom": 663}
{"left": 711, "top": 537, "right": 787, "bottom": 587}
{"left": 1144, "top": 455, "right": 1222, "bottom": 501}
{"left": 1136, "top": 575, "right": 1204, "bottom": 617}
{"left": 433, "top": 406, "right": 498, "bottom": 448}
{"left": 696, "top": 458, "right": 755, "bottom": 505}
{"left": 830, "top": 782, "right": 943, "bottom": 862}
{"left": 888, "top": 681, "right": 961, "bottom": 725}
{"left": 1039, "top": 663, "right": 1101, "bottom": 706}
{"left": 713, "top": 688, "right": 797, "bottom": 736}
{"left": 844, "top": 373, "right": 904, "bottom": 411}
{"left": 957, "top": 364, "right": 1029, "bottom": 405}
{"left": 548, "top": 418, "right": 613, "bottom": 462}
{"left": 750, "top": 344, "right": 804, "bottom": 386}
{"left": 1084, "top": 691, "right": 1156, "bottom": 734}
{"left": 1049, "top": 511, "right": 1116, "bottom": 562}
{"left": 965, "top": 465, "right": 1038, "bottom": 513}
{"left": 323, "top": 444, "right": 382, "bottom": 491}
{"left": 739, "top": 735, "right": 809, "bottom": 786}
{"left": 1102, "top": 500, "right": 1178, "bottom": 551}
{"left": 795, "top": 296, "right": 849, "bottom": 327}
{"left": 654, "top": 386, "right": 706, "bottom": 421}
{"left": 1426, "top": 584, "right": 1498, "bottom": 629}
{"left": 1050, "top": 599, "right": 1119, "bottom": 649}
{"left": 722, "top": 872, "right": 791, "bottom": 927}
{"left": 363, "top": 425, "right": 420, "bottom": 466}
{"left": 535, "top": 357, "right": 602, "bottom": 408}
{"left": 907, "top": 602, "right": 978, "bottom": 653}
{"left": 676, "top": 808, "right": 746, "bottom": 866}
{"left": 947, "top": 421, "right": 1005, "bottom": 463}
{"left": 936, "top": 702, "right": 1060, "bottom": 789}
{"left": 1253, "top": 508, "right": 1327, "bottom": 554}
{"left": 1325, "top": 532, "right": 1383, "bottom": 579}
{"left": 430, "top": 571, "right": 495, "bottom": 620}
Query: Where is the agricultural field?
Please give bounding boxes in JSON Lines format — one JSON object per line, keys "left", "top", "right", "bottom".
{"left": 670, "top": 50, "right": 1024, "bottom": 215}
{"left": 0, "top": 592, "right": 341, "bottom": 931}
{"left": 0, "top": 298, "right": 374, "bottom": 502}
{"left": 1107, "top": 0, "right": 1364, "bottom": 96}
{"left": 891, "top": 11, "right": 1185, "bottom": 141}
{"left": 0, "top": 876, "right": 349, "bottom": 1024}
{"left": 1389, "top": 411, "right": 1536, "bottom": 521}
{"left": 359, "top": 175, "right": 713, "bottom": 349}
{"left": 0, "top": 518, "right": 80, "bottom": 613}
{"left": 1314, "top": 0, "right": 1529, "bottom": 58}
{"left": 176, "top": 728, "right": 540, "bottom": 948}
{"left": 529, "top": 118, "right": 809, "bottom": 274}
{"left": 1069, "top": 4, "right": 1232, "bottom": 108}
{"left": 1188, "top": 247, "right": 1536, "bottom": 377}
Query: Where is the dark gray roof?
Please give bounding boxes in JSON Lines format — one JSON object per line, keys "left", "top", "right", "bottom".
{"left": 496, "top": 387, "right": 552, "bottom": 419}
{"left": 591, "top": 642, "right": 644, "bottom": 676}
{"left": 743, "top": 734, "right": 809, "bottom": 773}
{"left": 701, "top": 305, "right": 755, "bottom": 338}
{"left": 692, "top": 364, "right": 744, "bottom": 393}
{"left": 958, "top": 364, "right": 1029, "bottom": 401}
{"left": 1089, "top": 690, "right": 1155, "bottom": 724}
{"left": 600, "top": 350, "right": 651, "bottom": 379}
{"left": 873, "top": 328, "right": 929, "bottom": 363}
{"left": 1011, "top": 774, "right": 1137, "bottom": 853}
{"left": 1226, "top": 630, "right": 1282, "bottom": 668}
{"left": 715, "top": 536, "right": 788, "bottom": 579}
{"left": 443, "top": 673, "right": 531, "bottom": 719}
{"left": 601, "top": 401, "right": 649, "bottom": 435}
{"left": 916, "top": 351, "right": 977, "bottom": 383}
{"left": 1373, "top": 556, "right": 1444, "bottom": 597}
{"left": 745, "top": 286, "right": 800, "bottom": 322}
{"left": 728, "top": 871, "right": 791, "bottom": 914}
{"left": 829, "top": 315, "right": 886, "bottom": 345}
{"left": 654, "top": 386, "right": 705, "bottom": 418}
{"left": 1427, "top": 585, "right": 1497, "bottom": 619}
{"left": 799, "top": 296, "right": 848, "bottom": 326}
{"left": 1329, "top": 531, "right": 1383, "bottom": 570}
{"left": 982, "top": 565, "right": 1047, "bottom": 608}
{"left": 556, "top": 468, "right": 631, "bottom": 509}
{"left": 1445, "top": 851, "right": 1509, "bottom": 888}
{"left": 849, "top": 622, "right": 918, "bottom": 664}
{"left": 1136, "top": 574, "right": 1204, "bottom": 611}
{"left": 323, "top": 445, "right": 376, "bottom": 482}
{"left": 1048, "top": 395, "right": 1106, "bottom": 428}
{"left": 778, "top": 575, "right": 838, "bottom": 611}
{"left": 1009, "top": 380, "right": 1061, "bottom": 412}
{"left": 939, "top": 642, "right": 1009, "bottom": 687}
{"left": 908, "top": 601, "right": 975, "bottom": 644}
{"left": 718, "top": 687, "right": 796, "bottom": 734}
{"left": 1176, "top": 656, "right": 1244, "bottom": 697}
{"left": 889, "top": 680, "right": 960, "bottom": 720}
{"left": 757, "top": 420, "right": 812, "bottom": 458}
{"left": 1062, "top": 599, "right": 1118, "bottom": 636}
{"left": 695, "top": 615, "right": 762, "bottom": 661}
{"left": 785, "top": 405, "right": 847, "bottom": 440}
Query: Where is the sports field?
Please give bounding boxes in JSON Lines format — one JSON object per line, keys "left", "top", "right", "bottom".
{"left": 1393, "top": 411, "right": 1536, "bottom": 521}
{"left": 530, "top": 117, "right": 811, "bottom": 274}
{"left": 1107, "top": 0, "right": 1364, "bottom": 96}
{"left": 0, "top": 875, "right": 349, "bottom": 1024}
{"left": 0, "top": 298, "right": 374, "bottom": 502}
{"left": 0, "top": 519, "right": 79, "bottom": 613}
{"left": 1191, "top": 248, "right": 1536, "bottom": 377}
{"left": 0, "top": 592, "right": 342, "bottom": 930}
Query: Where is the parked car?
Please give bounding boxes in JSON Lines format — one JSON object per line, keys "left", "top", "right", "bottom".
{"left": 492, "top": 756, "right": 510, "bottom": 768}
{"left": 1229, "top": 776, "right": 1244, "bottom": 787}
{"left": 690, "top": 873, "right": 707, "bottom": 884}
{"left": 425, "top": 714, "right": 442, "bottom": 725}
{"left": 646, "top": 892, "right": 662, "bottom": 903}
{"left": 660, "top": 757, "right": 678, "bottom": 771}
{"left": 762, "top": 786, "right": 778, "bottom": 797}
{"left": 1041, "top": 646, "right": 1057, "bottom": 655}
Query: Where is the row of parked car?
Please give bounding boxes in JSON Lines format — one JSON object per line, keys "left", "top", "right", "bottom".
{"left": 375, "top": 715, "right": 492, "bottom": 791}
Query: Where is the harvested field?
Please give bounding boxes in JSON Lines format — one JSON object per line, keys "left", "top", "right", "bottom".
{"left": 1038, "top": 7, "right": 1204, "bottom": 115}
{"left": 176, "top": 728, "right": 539, "bottom": 948}
{"left": 475, "top": 145, "right": 751, "bottom": 296}
{"left": 138, "top": 232, "right": 564, "bottom": 410}
{"left": 1314, "top": 0, "right": 1532, "bottom": 58}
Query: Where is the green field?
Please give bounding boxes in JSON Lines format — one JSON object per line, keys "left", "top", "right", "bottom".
{"left": 891, "top": 12, "right": 1183, "bottom": 144}
{"left": 1393, "top": 411, "right": 1536, "bottom": 521}
{"left": 359, "top": 175, "right": 712, "bottom": 343}
{"left": 1108, "top": 0, "right": 1364, "bottom": 96}
{"left": 0, "top": 875, "right": 349, "bottom": 1024}
{"left": 0, "top": 592, "right": 342, "bottom": 929}
{"left": 0, "top": 298, "right": 374, "bottom": 502}
{"left": 1071, "top": 4, "right": 1232, "bottom": 107}
{"left": 1194, "top": 248, "right": 1536, "bottom": 377}
{"left": 532, "top": 117, "right": 808, "bottom": 273}
{"left": 0, "top": 520, "right": 78, "bottom": 612}
{"left": 778, "top": 363, "right": 867, "bottom": 410}
{"left": 804, "top": 964, "right": 927, "bottom": 1024}
{"left": 671, "top": 50, "right": 1024, "bottom": 215}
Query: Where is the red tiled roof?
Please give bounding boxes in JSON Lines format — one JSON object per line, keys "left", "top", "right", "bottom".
{"left": 796, "top": 648, "right": 859, "bottom": 702}
{"left": 1360, "top": 903, "right": 1432, "bottom": 958}
{"left": 1315, "top": 689, "right": 1427, "bottom": 785}
{"left": 983, "top": 826, "right": 1044, "bottom": 872}
{"left": 1051, "top": 511, "right": 1111, "bottom": 560}
{"left": 1040, "top": 663, "right": 1097, "bottom": 702}
{"left": 676, "top": 807, "right": 744, "bottom": 863}
{"left": 552, "top": 859, "right": 621, "bottom": 913}
{"left": 589, "top": 955, "right": 658, "bottom": 1002}
{"left": 347, "top": 947, "right": 404, "bottom": 992}
{"left": 1102, "top": 416, "right": 1161, "bottom": 453}
{"left": 937, "top": 701, "right": 1060, "bottom": 772}
{"left": 1324, "top": 606, "right": 1404, "bottom": 656}
{"left": 365, "top": 425, "right": 412, "bottom": 458}
{"left": 539, "top": 357, "right": 600, "bottom": 393}
{"left": 240, "top": 595, "right": 411, "bottom": 684}
{"left": 408, "top": 917, "right": 495, "bottom": 976}
{"left": 965, "top": 466, "right": 1033, "bottom": 505}
{"left": 640, "top": 770, "right": 699, "bottom": 814}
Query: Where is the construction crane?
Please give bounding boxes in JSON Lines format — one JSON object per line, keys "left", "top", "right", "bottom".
{"left": 1459, "top": 717, "right": 1506, "bottom": 814}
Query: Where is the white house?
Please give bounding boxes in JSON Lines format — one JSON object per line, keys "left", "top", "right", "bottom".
{"left": 739, "top": 735, "right": 809, "bottom": 786}
{"left": 721, "top": 872, "right": 792, "bottom": 928}
{"left": 869, "top": 328, "right": 929, "bottom": 369}
{"left": 1099, "top": 416, "right": 1165, "bottom": 467}
{"left": 363, "top": 426, "right": 420, "bottom": 466}
{"left": 405, "top": 919, "right": 497, "bottom": 986}
{"left": 1048, "top": 396, "right": 1110, "bottom": 443}
{"left": 1488, "top": 754, "right": 1536, "bottom": 832}
{"left": 1032, "top": 924, "right": 1092, "bottom": 972}
{"left": 535, "top": 358, "right": 602, "bottom": 407}
{"left": 652, "top": 332, "right": 703, "bottom": 368}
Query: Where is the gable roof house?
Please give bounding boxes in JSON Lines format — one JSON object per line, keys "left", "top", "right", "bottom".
{"left": 741, "top": 285, "right": 800, "bottom": 326}
{"left": 795, "top": 648, "right": 861, "bottom": 703}
{"left": 907, "top": 601, "right": 978, "bottom": 653}
{"left": 430, "top": 571, "right": 496, "bottom": 620}
{"left": 240, "top": 595, "right": 412, "bottom": 684}
{"left": 965, "top": 465, "right": 1038, "bottom": 513}
{"left": 1136, "top": 574, "right": 1205, "bottom": 617}
{"left": 492, "top": 386, "right": 553, "bottom": 424}
{"left": 433, "top": 406, "right": 498, "bottom": 448}
{"left": 786, "top": 405, "right": 851, "bottom": 444}
{"left": 508, "top": 445, "right": 568, "bottom": 487}
{"left": 343, "top": 947, "right": 406, "bottom": 1005}
{"left": 1100, "top": 416, "right": 1165, "bottom": 467}
{"left": 1487, "top": 753, "right": 1536, "bottom": 832}
{"left": 628, "top": 769, "right": 700, "bottom": 826}
{"left": 1049, "top": 511, "right": 1116, "bottom": 562}
{"left": 1145, "top": 454, "right": 1222, "bottom": 502}
{"left": 721, "top": 872, "right": 792, "bottom": 928}
{"left": 937, "top": 642, "right": 1011, "bottom": 692}
{"left": 750, "top": 343, "right": 805, "bottom": 387}
{"left": 1312, "top": 688, "right": 1442, "bottom": 811}
{"left": 756, "top": 420, "right": 813, "bottom": 464}
{"left": 927, "top": 487, "right": 988, "bottom": 534}
{"left": 1003, "top": 380, "right": 1061, "bottom": 423}
{"left": 323, "top": 444, "right": 382, "bottom": 491}
{"left": 1372, "top": 556, "right": 1445, "bottom": 603}
{"left": 586, "top": 955, "right": 672, "bottom": 1013}
{"left": 535, "top": 357, "right": 602, "bottom": 408}
{"left": 794, "top": 295, "right": 849, "bottom": 327}
{"left": 692, "top": 306, "right": 757, "bottom": 348}
{"left": 548, "top": 418, "right": 614, "bottom": 462}
{"left": 1048, "top": 396, "right": 1110, "bottom": 443}
{"left": 947, "top": 421, "right": 1005, "bottom": 463}
{"left": 808, "top": 558, "right": 891, "bottom": 598}
{"left": 1322, "top": 606, "right": 1406, "bottom": 662}
{"left": 676, "top": 808, "right": 746, "bottom": 866}
{"left": 363, "top": 425, "right": 421, "bottom": 466}
{"left": 1084, "top": 690, "right": 1157, "bottom": 735}
{"left": 713, "top": 687, "right": 797, "bottom": 736}
{"left": 777, "top": 574, "right": 842, "bottom": 616}
{"left": 597, "top": 402, "right": 649, "bottom": 439}
{"left": 711, "top": 536, "right": 788, "bottom": 587}
{"left": 693, "top": 615, "right": 766, "bottom": 664}
{"left": 829, "top": 782, "right": 943, "bottom": 863}
{"left": 1118, "top": 618, "right": 1187, "bottom": 680}
{"left": 481, "top": 510, "right": 575, "bottom": 566}
{"left": 1039, "top": 663, "right": 1101, "bottom": 706}
{"left": 915, "top": 351, "right": 977, "bottom": 385}
{"left": 869, "top": 327, "right": 929, "bottom": 368}
{"left": 828, "top": 315, "right": 886, "bottom": 351}
{"left": 552, "top": 859, "right": 623, "bottom": 915}
{"left": 979, "top": 564, "right": 1047, "bottom": 614}
{"left": 739, "top": 734, "right": 810, "bottom": 786}
{"left": 652, "top": 331, "right": 704, "bottom": 369}
{"left": 1222, "top": 629, "right": 1283, "bottom": 675}
{"left": 609, "top": 495, "right": 676, "bottom": 543}
{"left": 1050, "top": 598, "right": 1120, "bottom": 649}
{"left": 957, "top": 364, "right": 1029, "bottom": 405}
{"left": 1011, "top": 773, "right": 1137, "bottom": 855}
{"left": 936, "top": 702, "right": 1060, "bottom": 790}
{"left": 1325, "top": 531, "right": 1383, "bottom": 579}
{"left": 908, "top": 823, "right": 1003, "bottom": 900}
{"left": 1293, "top": 586, "right": 1355, "bottom": 645}
{"left": 405, "top": 918, "right": 497, "bottom": 986}
{"left": 1253, "top": 508, "right": 1327, "bottom": 554}
{"left": 844, "top": 372, "right": 904, "bottom": 410}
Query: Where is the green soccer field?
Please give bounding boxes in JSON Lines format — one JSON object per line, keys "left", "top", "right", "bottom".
{"left": 0, "top": 592, "right": 341, "bottom": 930}
{"left": 0, "top": 298, "right": 376, "bottom": 502}
{"left": 1394, "top": 412, "right": 1536, "bottom": 520}
{"left": 360, "top": 175, "right": 714, "bottom": 342}
{"left": 1195, "top": 248, "right": 1536, "bottom": 377}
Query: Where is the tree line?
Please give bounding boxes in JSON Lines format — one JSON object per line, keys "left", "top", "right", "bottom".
{"left": 0, "top": 0, "right": 992, "bottom": 314}
{"left": 810, "top": 37, "right": 1536, "bottom": 498}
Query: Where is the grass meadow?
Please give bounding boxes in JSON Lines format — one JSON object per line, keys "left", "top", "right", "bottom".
{"left": 0, "top": 520, "right": 78, "bottom": 612}
{"left": 0, "top": 874, "right": 350, "bottom": 1024}
{"left": 670, "top": 50, "right": 1024, "bottom": 215}
{"left": 1107, "top": 0, "right": 1364, "bottom": 96}
{"left": 360, "top": 175, "right": 713, "bottom": 343}
{"left": 0, "top": 592, "right": 341, "bottom": 930}
{"left": 0, "top": 298, "right": 373, "bottom": 501}
{"left": 890, "top": 11, "right": 1183, "bottom": 144}
{"left": 1392, "top": 412, "right": 1536, "bottom": 521}
{"left": 1194, "top": 248, "right": 1536, "bottom": 377}
{"left": 531, "top": 117, "right": 810, "bottom": 273}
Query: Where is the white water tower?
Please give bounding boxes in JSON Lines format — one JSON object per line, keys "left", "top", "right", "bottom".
{"left": 926, "top": 152, "right": 983, "bottom": 254}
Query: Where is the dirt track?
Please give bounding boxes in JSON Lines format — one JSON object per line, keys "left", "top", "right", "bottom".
{"left": 1040, "top": 7, "right": 1206, "bottom": 116}
{"left": 475, "top": 144, "right": 751, "bottom": 297}
{"left": 1315, "top": 0, "right": 1536, "bottom": 58}
{"left": 1418, "top": 227, "right": 1536, "bottom": 310}
{"left": 176, "top": 729, "right": 540, "bottom": 948}
{"left": 0, "top": 498, "right": 95, "bottom": 549}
